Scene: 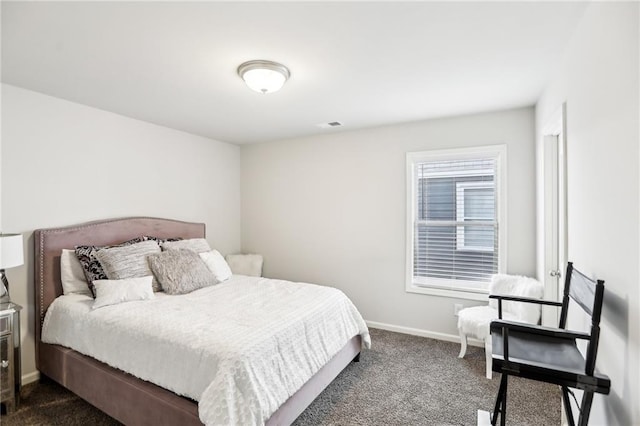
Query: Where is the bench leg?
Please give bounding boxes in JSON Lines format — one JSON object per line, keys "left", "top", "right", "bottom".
{"left": 484, "top": 336, "right": 492, "bottom": 379}
{"left": 458, "top": 329, "right": 468, "bottom": 358}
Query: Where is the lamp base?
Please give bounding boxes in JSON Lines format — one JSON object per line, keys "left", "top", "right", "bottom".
{"left": 0, "top": 269, "right": 10, "bottom": 303}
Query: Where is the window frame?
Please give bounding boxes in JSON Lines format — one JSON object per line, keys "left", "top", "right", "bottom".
{"left": 405, "top": 145, "right": 507, "bottom": 301}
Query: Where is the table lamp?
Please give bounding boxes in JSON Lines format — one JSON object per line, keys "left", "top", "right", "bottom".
{"left": 0, "top": 234, "right": 24, "bottom": 304}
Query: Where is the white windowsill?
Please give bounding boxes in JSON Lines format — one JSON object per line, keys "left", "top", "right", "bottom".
{"left": 406, "top": 282, "right": 490, "bottom": 301}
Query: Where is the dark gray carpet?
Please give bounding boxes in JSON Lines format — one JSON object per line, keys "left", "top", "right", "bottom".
{"left": 294, "top": 328, "right": 560, "bottom": 425}
{"left": 2, "top": 328, "right": 560, "bottom": 425}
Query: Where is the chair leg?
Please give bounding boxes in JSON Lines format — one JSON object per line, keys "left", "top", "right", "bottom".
{"left": 484, "top": 336, "right": 492, "bottom": 379}
{"left": 577, "top": 391, "right": 594, "bottom": 426}
{"left": 458, "top": 328, "right": 468, "bottom": 358}
{"left": 491, "top": 373, "right": 508, "bottom": 426}
{"left": 499, "top": 376, "right": 507, "bottom": 426}
{"left": 561, "top": 387, "right": 575, "bottom": 426}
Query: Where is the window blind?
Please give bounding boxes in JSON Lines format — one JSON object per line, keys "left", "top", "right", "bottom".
{"left": 413, "top": 158, "right": 498, "bottom": 287}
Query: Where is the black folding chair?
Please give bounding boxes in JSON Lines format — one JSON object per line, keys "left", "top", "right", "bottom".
{"left": 489, "top": 262, "right": 610, "bottom": 426}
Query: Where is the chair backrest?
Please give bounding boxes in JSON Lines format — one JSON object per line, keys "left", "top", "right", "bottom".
{"left": 558, "top": 262, "right": 605, "bottom": 375}
{"left": 489, "top": 274, "right": 544, "bottom": 323}
{"left": 225, "top": 254, "right": 263, "bottom": 277}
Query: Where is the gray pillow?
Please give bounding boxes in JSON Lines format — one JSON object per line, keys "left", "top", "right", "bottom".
{"left": 75, "top": 237, "right": 145, "bottom": 297}
{"left": 147, "top": 249, "right": 217, "bottom": 295}
{"left": 95, "top": 240, "right": 162, "bottom": 291}
{"left": 161, "top": 238, "right": 211, "bottom": 253}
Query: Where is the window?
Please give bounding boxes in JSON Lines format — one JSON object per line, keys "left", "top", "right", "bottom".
{"left": 406, "top": 145, "right": 506, "bottom": 299}
{"left": 455, "top": 181, "right": 495, "bottom": 252}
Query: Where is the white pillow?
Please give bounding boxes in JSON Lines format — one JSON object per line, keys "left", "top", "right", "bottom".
{"left": 199, "top": 250, "right": 232, "bottom": 282}
{"left": 92, "top": 276, "right": 155, "bottom": 310}
{"left": 60, "top": 249, "right": 91, "bottom": 296}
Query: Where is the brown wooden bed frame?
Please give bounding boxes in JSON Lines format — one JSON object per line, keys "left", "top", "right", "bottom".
{"left": 34, "top": 217, "right": 361, "bottom": 425}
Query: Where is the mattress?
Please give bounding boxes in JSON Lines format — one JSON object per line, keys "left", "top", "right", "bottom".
{"left": 42, "top": 275, "right": 370, "bottom": 425}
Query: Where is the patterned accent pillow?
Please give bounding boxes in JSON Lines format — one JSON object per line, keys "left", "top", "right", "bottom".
{"left": 95, "top": 240, "right": 162, "bottom": 292}
{"left": 161, "top": 238, "right": 211, "bottom": 253}
{"left": 147, "top": 249, "right": 217, "bottom": 295}
{"left": 75, "top": 237, "right": 145, "bottom": 297}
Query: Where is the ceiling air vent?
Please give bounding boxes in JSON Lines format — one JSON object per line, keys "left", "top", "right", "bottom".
{"left": 316, "top": 121, "right": 343, "bottom": 129}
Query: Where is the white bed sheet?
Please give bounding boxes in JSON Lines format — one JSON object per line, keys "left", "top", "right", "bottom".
{"left": 42, "top": 275, "right": 370, "bottom": 425}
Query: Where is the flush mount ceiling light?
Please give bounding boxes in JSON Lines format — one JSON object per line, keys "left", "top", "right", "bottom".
{"left": 237, "top": 60, "right": 290, "bottom": 94}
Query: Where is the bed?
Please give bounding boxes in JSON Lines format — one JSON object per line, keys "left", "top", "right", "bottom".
{"left": 35, "top": 217, "right": 369, "bottom": 425}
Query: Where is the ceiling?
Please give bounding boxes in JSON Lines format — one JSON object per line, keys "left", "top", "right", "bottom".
{"left": 1, "top": 1, "right": 588, "bottom": 145}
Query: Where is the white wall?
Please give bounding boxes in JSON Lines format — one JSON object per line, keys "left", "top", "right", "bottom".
{"left": 241, "top": 107, "right": 536, "bottom": 338}
{"left": 1, "top": 84, "right": 242, "bottom": 382}
{"left": 536, "top": 3, "right": 639, "bottom": 424}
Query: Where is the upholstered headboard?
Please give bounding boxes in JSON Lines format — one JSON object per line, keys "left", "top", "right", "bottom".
{"left": 34, "top": 217, "right": 206, "bottom": 361}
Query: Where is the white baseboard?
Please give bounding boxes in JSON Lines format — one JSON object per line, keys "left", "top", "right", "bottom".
{"left": 22, "top": 370, "right": 40, "bottom": 385}
{"left": 365, "top": 320, "right": 484, "bottom": 347}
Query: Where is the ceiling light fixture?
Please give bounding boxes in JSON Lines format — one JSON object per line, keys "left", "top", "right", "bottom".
{"left": 237, "top": 60, "right": 290, "bottom": 94}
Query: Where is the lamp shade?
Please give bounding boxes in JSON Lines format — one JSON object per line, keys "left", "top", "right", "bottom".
{"left": 238, "top": 60, "right": 290, "bottom": 94}
{"left": 0, "top": 234, "right": 24, "bottom": 269}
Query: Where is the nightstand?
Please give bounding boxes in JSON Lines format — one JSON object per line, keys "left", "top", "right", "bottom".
{"left": 0, "top": 302, "right": 21, "bottom": 414}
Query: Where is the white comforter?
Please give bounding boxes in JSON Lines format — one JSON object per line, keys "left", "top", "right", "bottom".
{"left": 42, "top": 275, "right": 370, "bottom": 425}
